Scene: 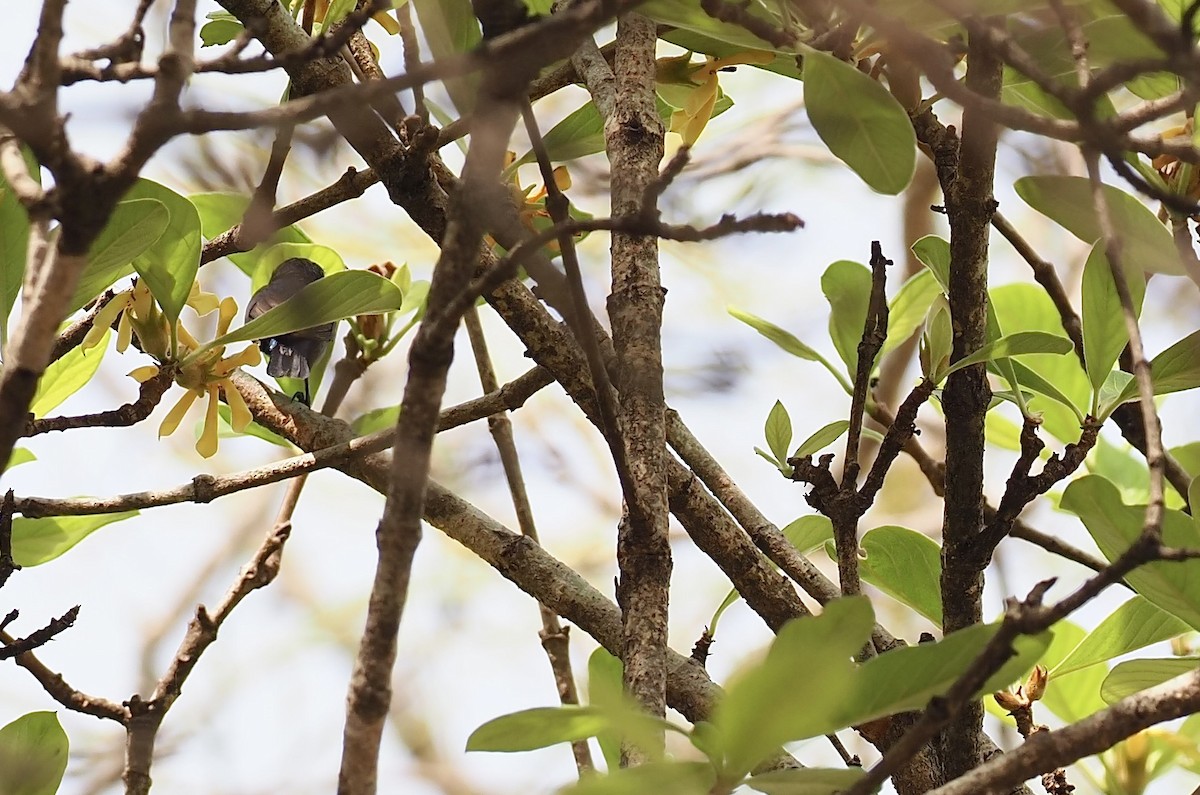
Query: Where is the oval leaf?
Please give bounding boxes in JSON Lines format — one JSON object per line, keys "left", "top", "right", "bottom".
{"left": 883, "top": 270, "right": 942, "bottom": 356}
{"left": 0, "top": 712, "right": 68, "bottom": 795}
{"left": 781, "top": 515, "right": 834, "bottom": 554}
{"left": 821, "top": 260, "right": 871, "bottom": 376}
{"left": 124, "top": 179, "right": 203, "bottom": 325}
{"left": 1100, "top": 658, "right": 1200, "bottom": 704}
{"left": 206, "top": 270, "right": 405, "bottom": 351}
{"left": 945, "top": 331, "right": 1074, "bottom": 376}
{"left": 1081, "top": 242, "right": 1146, "bottom": 395}
{"left": 1052, "top": 595, "right": 1191, "bottom": 677}
{"left": 803, "top": 50, "right": 916, "bottom": 194}
{"left": 466, "top": 706, "right": 610, "bottom": 752}
{"left": 792, "top": 419, "right": 849, "bottom": 458}
{"left": 189, "top": 191, "right": 312, "bottom": 276}
{"left": 30, "top": 328, "right": 109, "bottom": 418}
{"left": 1015, "top": 176, "right": 1183, "bottom": 275}
{"left": 859, "top": 525, "right": 942, "bottom": 625}
{"left": 747, "top": 767, "right": 873, "bottom": 795}
{"left": 764, "top": 400, "right": 793, "bottom": 464}
{"left": 1062, "top": 476, "right": 1200, "bottom": 630}
{"left": 12, "top": 511, "right": 139, "bottom": 566}
{"left": 71, "top": 199, "right": 170, "bottom": 314}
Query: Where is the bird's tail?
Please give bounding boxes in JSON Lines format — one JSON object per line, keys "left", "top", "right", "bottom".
{"left": 267, "top": 343, "right": 310, "bottom": 379}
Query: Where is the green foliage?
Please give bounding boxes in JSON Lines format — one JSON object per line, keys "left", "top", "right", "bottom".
{"left": 192, "top": 270, "right": 404, "bottom": 361}
{"left": 1052, "top": 596, "right": 1191, "bottom": 677}
{"left": 746, "top": 767, "right": 874, "bottom": 795}
{"left": 188, "top": 192, "right": 312, "bottom": 277}
{"left": 123, "top": 179, "right": 204, "bottom": 328}
{"left": 882, "top": 270, "right": 941, "bottom": 356}
{"left": 30, "top": 329, "right": 109, "bottom": 418}
{"left": 0, "top": 712, "right": 68, "bottom": 795}
{"left": 728, "top": 307, "right": 852, "bottom": 393}
{"left": 858, "top": 525, "right": 942, "bottom": 625}
{"left": 944, "top": 331, "right": 1074, "bottom": 377}
{"left": 990, "top": 284, "right": 1090, "bottom": 441}
{"left": 199, "top": 11, "right": 242, "bottom": 46}
{"left": 802, "top": 50, "right": 916, "bottom": 195}
{"left": 793, "top": 420, "right": 849, "bottom": 458}
{"left": 12, "top": 512, "right": 139, "bottom": 567}
{"left": 820, "top": 260, "right": 871, "bottom": 377}
{"left": 1062, "top": 476, "right": 1200, "bottom": 630}
{"left": 1101, "top": 658, "right": 1200, "bottom": 703}
{"left": 0, "top": 146, "right": 37, "bottom": 347}
{"left": 71, "top": 198, "right": 170, "bottom": 314}
{"left": 1081, "top": 242, "right": 1146, "bottom": 403}
{"left": 1015, "top": 176, "right": 1183, "bottom": 276}
{"left": 412, "top": 0, "right": 481, "bottom": 114}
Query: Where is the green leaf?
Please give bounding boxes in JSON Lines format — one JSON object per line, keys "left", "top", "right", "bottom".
{"left": 911, "top": 235, "right": 950, "bottom": 292}
{"left": 1052, "top": 596, "right": 1191, "bottom": 677}
{"left": 641, "top": 0, "right": 793, "bottom": 52}
{"left": 123, "top": 179, "right": 203, "bottom": 326}
{"left": 944, "top": 331, "right": 1074, "bottom": 376}
{"left": 764, "top": 401, "right": 792, "bottom": 465}
{"left": 12, "top": 511, "right": 139, "bottom": 566}
{"left": 883, "top": 270, "right": 941, "bottom": 356}
{"left": 0, "top": 712, "right": 68, "bottom": 795}
{"left": 821, "top": 260, "right": 872, "bottom": 377}
{"left": 792, "top": 420, "right": 849, "bottom": 458}
{"left": 250, "top": 243, "right": 347, "bottom": 295}
{"left": 661, "top": 29, "right": 802, "bottom": 80}
{"left": 1147, "top": 328, "right": 1200, "bottom": 396}
{"left": 802, "top": 50, "right": 916, "bottom": 195}
{"left": 1101, "top": 658, "right": 1200, "bottom": 703}
{"left": 747, "top": 767, "right": 874, "bottom": 795}
{"left": 991, "top": 284, "right": 1091, "bottom": 441}
{"left": 920, "top": 295, "right": 953, "bottom": 381}
{"left": 350, "top": 405, "right": 400, "bottom": 436}
{"left": 729, "top": 306, "right": 852, "bottom": 393}
{"left": 413, "top": 0, "right": 481, "bottom": 114}
{"left": 847, "top": 623, "right": 1051, "bottom": 724}
{"left": 1015, "top": 176, "right": 1183, "bottom": 275}
{"left": 1062, "top": 476, "right": 1200, "bottom": 629}
{"left": 513, "top": 102, "right": 606, "bottom": 167}
{"left": 71, "top": 198, "right": 170, "bottom": 314}
{"left": 1033, "top": 620, "right": 1109, "bottom": 723}
{"left": 1081, "top": 242, "right": 1146, "bottom": 396}
{"left": 202, "top": 270, "right": 402, "bottom": 354}
{"left": 199, "top": 12, "right": 242, "bottom": 46}
{"left": 710, "top": 586, "right": 742, "bottom": 634}
{"left": 858, "top": 525, "right": 942, "bottom": 625}
{"left": 561, "top": 761, "right": 715, "bottom": 795}
{"left": 8, "top": 448, "right": 35, "bottom": 469}
{"left": 188, "top": 192, "right": 312, "bottom": 276}
{"left": 781, "top": 515, "right": 834, "bottom": 554}
{"left": 215, "top": 404, "right": 292, "bottom": 447}
{"left": 466, "top": 705, "right": 613, "bottom": 752}
{"left": 587, "top": 647, "right": 624, "bottom": 772}
{"left": 0, "top": 150, "right": 35, "bottom": 345}
{"left": 30, "top": 328, "right": 109, "bottom": 418}
{"left": 713, "top": 597, "right": 872, "bottom": 777}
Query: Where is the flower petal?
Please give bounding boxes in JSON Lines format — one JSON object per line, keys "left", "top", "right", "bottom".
{"left": 128, "top": 365, "right": 161, "bottom": 383}
{"left": 222, "top": 378, "right": 253, "bottom": 432}
{"left": 216, "top": 296, "right": 238, "bottom": 337}
{"left": 159, "top": 389, "right": 199, "bottom": 438}
{"left": 82, "top": 296, "right": 129, "bottom": 352}
{"left": 196, "top": 387, "right": 220, "bottom": 458}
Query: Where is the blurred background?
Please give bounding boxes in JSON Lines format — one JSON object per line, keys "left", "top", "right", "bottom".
{"left": 1, "top": 2, "right": 1198, "bottom": 793}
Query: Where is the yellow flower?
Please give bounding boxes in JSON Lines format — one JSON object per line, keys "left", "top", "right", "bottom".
{"left": 658, "top": 51, "right": 775, "bottom": 145}
{"left": 131, "top": 292, "right": 261, "bottom": 458}
{"left": 496, "top": 152, "right": 574, "bottom": 253}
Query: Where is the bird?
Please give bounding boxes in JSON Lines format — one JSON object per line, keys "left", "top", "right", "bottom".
{"left": 245, "top": 257, "right": 335, "bottom": 405}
